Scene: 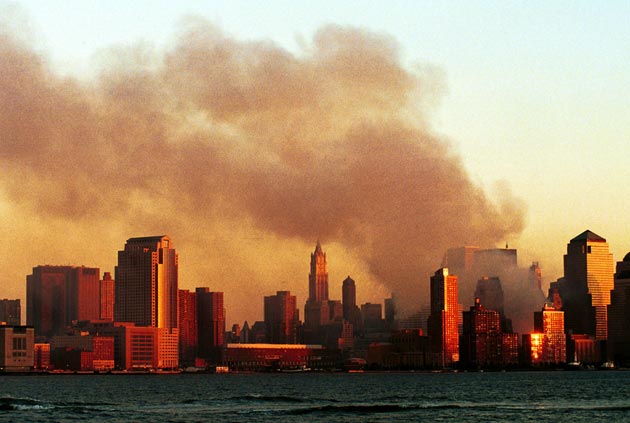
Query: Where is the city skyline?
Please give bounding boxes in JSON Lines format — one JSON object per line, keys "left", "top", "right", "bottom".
{"left": 2, "top": 2, "right": 630, "bottom": 325}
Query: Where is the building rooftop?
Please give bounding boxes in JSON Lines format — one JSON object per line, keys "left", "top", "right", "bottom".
{"left": 127, "top": 235, "right": 168, "bottom": 243}
{"left": 571, "top": 230, "right": 606, "bottom": 243}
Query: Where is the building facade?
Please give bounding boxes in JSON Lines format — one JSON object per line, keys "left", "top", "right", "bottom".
{"left": 304, "top": 242, "right": 330, "bottom": 331}
{"left": 0, "top": 325, "right": 34, "bottom": 371}
{"left": 557, "top": 230, "right": 614, "bottom": 341}
{"left": 196, "top": 289, "right": 225, "bottom": 364}
{"left": 27, "top": 265, "right": 101, "bottom": 338}
{"left": 607, "top": 252, "right": 630, "bottom": 364}
{"left": 114, "top": 236, "right": 179, "bottom": 367}
{"left": 99, "top": 272, "right": 115, "bottom": 321}
{"left": 428, "top": 268, "right": 459, "bottom": 367}
{"left": 264, "top": 291, "right": 298, "bottom": 344}
{"left": 0, "top": 299, "right": 20, "bottom": 326}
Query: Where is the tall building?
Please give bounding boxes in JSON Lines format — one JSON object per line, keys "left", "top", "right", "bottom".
{"left": 114, "top": 236, "right": 179, "bottom": 368}
{"left": 114, "top": 236, "right": 178, "bottom": 329}
{"left": 196, "top": 288, "right": 225, "bottom": 363}
{"left": 460, "top": 299, "right": 503, "bottom": 368}
{"left": 427, "top": 268, "right": 459, "bottom": 367}
{"left": 532, "top": 305, "right": 566, "bottom": 364}
{"left": 342, "top": 276, "right": 361, "bottom": 329}
{"left": 304, "top": 242, "right": 331, "bottom": 331}
{"left": 0, "top": 299, "right": 20, "bottom": 326}
{"left": 178, "top": 289, "right": 197, "bottom": 366}
{"left": 557, "top": 230, "right": 614, "bottom": 340}
{"left": 607, "top": 252, "right": 630, "bottom": 364}
{"left": 264, "top": 291, "right": 299, "bottom": 344}
{"left": 100, "top": 272, "right": 115, "bottom": 321}
{"left": 27, "top": 265, "right": 101, "bottom": 338}
{"left": 309, "top": 241, "right": 328, "bottom": 302}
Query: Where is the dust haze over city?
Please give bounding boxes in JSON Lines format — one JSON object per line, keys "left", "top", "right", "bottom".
{"left": 1, "top": 3, "right": 628, "bottom": 330}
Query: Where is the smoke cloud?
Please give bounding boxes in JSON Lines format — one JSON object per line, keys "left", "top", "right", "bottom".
{"left": 0, "top": 15, "right": 526, "bottom": 323}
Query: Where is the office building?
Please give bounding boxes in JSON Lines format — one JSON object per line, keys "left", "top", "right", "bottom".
{"left": 427, "top": 268, "right": 459, "bottom": 367}
{"left": 114, "top": 236, "right": 179, "bottom": 368}
{"left": 196, "top": 289, "right": 225, "bottom": 364}
{"left": 532, "top": 305, "right": 566, "bottom": 364}
{"left": 0, "top": 325, "right": 34, "bottom": 371}
{"left": 264, "top": 291, "right": 298, "bottom": 344}
{"left": 0, "top": 299, "right": 20, "bottom": 326}
{"left": 607, "top": 252, "right": 630, "bottom": 364}
{"left": 100, "top": 272, "right": 115, "bottom": 321}
{"left": 27, "top": 265, "right": 100, "bottom": 338}
{"left": 556, "top": 230, "right": 614, "bottom": 340}
{"left": 304, "top": 242, "right": 330, "bottom": 330}
{"left": 178, "top": 289, "right": 197, "bottom": 366}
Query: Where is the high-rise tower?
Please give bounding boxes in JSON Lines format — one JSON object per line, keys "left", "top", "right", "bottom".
{"left": 304, "top": 242, "right": 331, "bottom": 332}
{"left": 264, "top": 291, "right": 298, "bottom": 344}
{"left": 114, "top": 236, "right": 178, "bottom": 329}
{"left": 607, "top": 252, "right": 630, "bottom": 363}
{"left": 428, "top": 268, "right": 459, "bottom": 367}
{"left": 196, "top": 288, "right": 225, "bottom": 364}
{"left": 559, "top": 230, "right": 613, "bottom": 340}
{"left": 309, "top": 241, "right": 329, "bottom": 302}
{"left": 27, "top": 265, "right": 100, "bottom": 338}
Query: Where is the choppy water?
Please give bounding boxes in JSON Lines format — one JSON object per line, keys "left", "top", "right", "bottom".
{"left": 1, "top": 371, "right": 630, "bottom": 422}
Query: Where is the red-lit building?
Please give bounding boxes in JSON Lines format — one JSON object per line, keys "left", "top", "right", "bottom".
{"left": 304, "top": 242, "right": 331, "bottom": 333}
{"left": 264, "top": 291, "right": 299, "bottom": 344}
{"left": 460, "top": 299, "right": 502, "bottom": 368}
{"left": 50, "top": 334, "right": 115, "bottom": 371}
{"left": 27, "top": 266, "right": 101, "bottom": 338}
{"left": 99, "top": 272, "right": 115, "bottom": 321}
{"left": 114, "top": 236, "right": 179, "bottom": 368}
{"left": 428, "top": 268, "right": 459, "bottom": 367}
{"left": 178, "top": 289, "right": 197, "bottom": 366}
{"left": 196, "top": 289, "right": 225, "bottom": 364}
{"left": 34, "top": 343, "right": 50, "bottom": 371}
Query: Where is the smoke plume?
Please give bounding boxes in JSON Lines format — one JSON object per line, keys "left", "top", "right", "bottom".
{"left": 0, "top": 15, "right": 526, "bottom": 323}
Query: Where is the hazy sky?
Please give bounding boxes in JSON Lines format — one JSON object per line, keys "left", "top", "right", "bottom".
{"left": 2, "top": 1, "right": 629, "bottom": 323}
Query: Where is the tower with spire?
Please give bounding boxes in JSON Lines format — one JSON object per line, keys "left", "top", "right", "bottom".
{"left": 304, "top": 242, "right": 331, "bottom": 337}
{"left": 309, "top": 241, "right": 329, "bottom": 302}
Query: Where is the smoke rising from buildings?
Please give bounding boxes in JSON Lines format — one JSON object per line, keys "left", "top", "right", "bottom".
{"left": 0, "top": 15, "right": 526, "bottom": 322}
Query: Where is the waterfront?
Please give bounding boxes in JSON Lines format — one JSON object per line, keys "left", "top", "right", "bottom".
{"left": 1, "top": 371, "right": 629, "bottom": 422}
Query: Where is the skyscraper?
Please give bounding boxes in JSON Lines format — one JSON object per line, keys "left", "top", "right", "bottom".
{"left": 428, "top": 268, "right": 459, "bottom": 367}
{"left": 607, "top": 252, "right": 630, "bottom": 364}
{"left": 114, "top": 236, "right": 178, "bottom": 329}
{"left": 342, "top": 276, "right": 356, "bottom": 321}
{"left": 27, "top": 265, "right": 101, "bottom": 338}
{"left": 114, "top": 236, "right": 179, "bottom": 368}
{"left": 460, "top": 298, "right": 503, "bottom": 368}
{"left": 264, "top": 291, "right": 299, "bottom": 344}
{"left": 558, "top": 230, "right": 614, "bottom": 340}
{"left": 304, "top": 242, "right": 331, "bottom": 331}
{"left": 533, "top": 305, "right": 566, "bottom": 364}
{"left": 196, "top": 288, "right": 225, "bottom": 364}
{"left": 309, "top": 241, "right": 329, "bottom": 302}
{"left": 178, "top": 289, "right": 197, "bottom": 366}
{"left": 99, "top": 272, "right": 115, "bottom": 321}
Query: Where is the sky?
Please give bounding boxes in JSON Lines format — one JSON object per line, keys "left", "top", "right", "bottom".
{"left": 1, "top": 1, "right": 629, "bottom": 324}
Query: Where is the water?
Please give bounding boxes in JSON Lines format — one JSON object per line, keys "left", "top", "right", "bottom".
{"left": 1, "top": 371, "right": 630, "bottom": 422}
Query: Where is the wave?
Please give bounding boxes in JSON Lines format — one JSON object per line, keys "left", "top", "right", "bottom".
{"left": 0, "top": 396, "right": 51, "bottom": 411}
{"left": 237, "top": 394, "right": 340, "bottom": 404}
{"left": 285, "top": 403, "right": 464, "bottom": 415}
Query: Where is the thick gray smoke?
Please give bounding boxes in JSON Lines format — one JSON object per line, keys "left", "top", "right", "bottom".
{"left": 0, "top": 15, "right": 526, "bottom": 322}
